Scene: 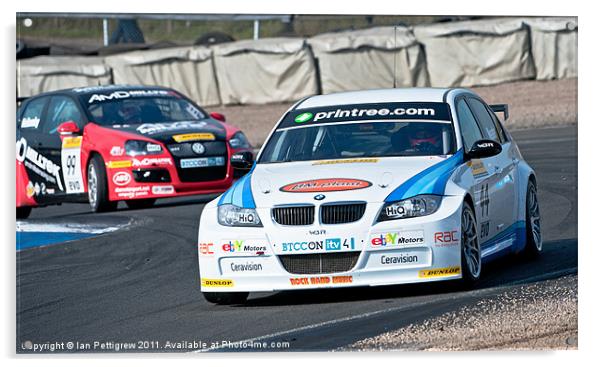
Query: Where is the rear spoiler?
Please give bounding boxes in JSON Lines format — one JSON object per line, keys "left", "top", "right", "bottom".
{"left": 489, "top": 104, "right": 508, "bottom": 120}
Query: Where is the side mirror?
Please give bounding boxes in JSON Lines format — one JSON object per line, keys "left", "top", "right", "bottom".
{"left": 57, "top": 121, "right": 80, "bottom": 135}
{"left": 467, "top": 139, "right": 502, "bottom": 159}
{"left": 230, "top": 151, "right": 254, "bottom": 170}
{"left": 210, "top": 112, "right": 226, "bottom": 122}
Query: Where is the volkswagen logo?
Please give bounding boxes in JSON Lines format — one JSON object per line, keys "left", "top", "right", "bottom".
{"left": 314, "top": 194, "right": 326, "bottom": 201}
{"left": 191, "top": 142, "right": 205, "bottom": 155}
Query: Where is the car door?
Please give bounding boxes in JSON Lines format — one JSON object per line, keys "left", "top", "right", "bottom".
{"left": 16, "top": 96, "right": 60, "bottom": 203}
{"left": 455, "top": 98, "right": 499, "bottom": 246}
{"left": 466, "top": 97, "right": 518, "bottom": 243}
{"left": 44, "top": 95, "right": 88, "bottom": 196}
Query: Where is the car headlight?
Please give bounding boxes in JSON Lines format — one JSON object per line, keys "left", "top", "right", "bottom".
{"left": 125, "top": 140, "right": 163, "bottom": 156}
{"left": 377, "top": 195, "right": 442, "bottom": 222}
{"left": 229, "top": 132, "right": 251, "bottom": 149}
{"left": 218, "top": 204, "right": 263, "bottom": 227}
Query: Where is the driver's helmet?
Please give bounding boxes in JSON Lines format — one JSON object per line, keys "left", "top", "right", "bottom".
{"left": 409, "top": 125, "right": 439, "bottom": 149}
{"left": 118, "top": 103, "right": 142, "bottom": 123}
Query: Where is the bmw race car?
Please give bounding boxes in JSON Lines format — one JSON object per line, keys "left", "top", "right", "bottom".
{"left": 16, "top": 85, "right": 253, "bottom": 219}
{"left": 197, "top": 88, "right": 542, "bottom": 304}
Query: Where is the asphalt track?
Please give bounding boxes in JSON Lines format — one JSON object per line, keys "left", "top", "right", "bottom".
{"left": 16, "top": 126, "right": 577, "bottom": 353}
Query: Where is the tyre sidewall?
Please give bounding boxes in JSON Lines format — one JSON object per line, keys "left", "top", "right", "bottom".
{"left": 524, "top": 180, "right": 543, "bottom": 257}
{"left": 88, "top": 155, "right": 115, "bottom": 212}
{"left": 461, "top": 201, "right": 481, "bottom": 285}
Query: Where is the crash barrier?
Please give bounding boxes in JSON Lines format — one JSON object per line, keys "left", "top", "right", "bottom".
{"left": 413, "top": 18, "right": 536, "bottom": 87}
{"left": 307, "top": 26, "right": 429, "bottom": 94}
{"left": 16, "top": 17, "right": 577, "bottom": 105}
{"left": 212, "top": 37, "right": 319, "bottom": 105}
{"left": 17, "top": 56, "right": 112, "bottom": 98}
{"left": 519, "top": 17, "right": 578, "bottom": 80}
{"left": 104, "top": 46, "right": 221, "bottom": 107}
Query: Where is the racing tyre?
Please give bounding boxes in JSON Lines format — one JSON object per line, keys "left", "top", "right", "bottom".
{"left": 460, "top": 201, "right": 481, "bottom": 286}
{"left": 125, "top": 199, "right": 156, "bottom": 210}
{"left": 202, "top": 291, "right": 249, "bottom": 305}
{"left": 520, "top": 180, "right": 543, "bottom": 259}
{"left": 16, "top": 206, "right": 32, "bottom": 219}
{"left": 87, "top": 155, "right": 117, "bottom": 213}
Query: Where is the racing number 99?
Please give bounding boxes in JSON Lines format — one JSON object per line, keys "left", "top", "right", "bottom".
{"left": 66, "top": 154, "right": 77, "bottom": 175}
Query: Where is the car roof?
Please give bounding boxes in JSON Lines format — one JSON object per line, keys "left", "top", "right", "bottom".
{"left": 23, "top": 85, "right": 174, "bottom": 99}
{"left": 296, "top": 88, "right": 474, "bottom": 109}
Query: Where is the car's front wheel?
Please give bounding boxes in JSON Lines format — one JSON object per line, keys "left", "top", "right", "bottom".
{"left": 87, "top": 155, "right": 117, "bottom": 213}
{"left": 460, "top": 201, "right": 481, "bottom": 286}
{"left": 202, "top": 291, "right": 249, "bottom": 305}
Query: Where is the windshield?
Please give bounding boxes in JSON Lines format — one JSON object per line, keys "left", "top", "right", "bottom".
{"left": 84, "top": 96, "right": 206, "bottom": 126}
{"left": 259, "top": 121, "right": 455, "bottom": 163}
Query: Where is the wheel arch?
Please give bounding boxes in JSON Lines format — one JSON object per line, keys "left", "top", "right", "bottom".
{"left": 516, "top": 161, "right": 537, "bottom": 223}
{"left": 83, "top": 150, "right": 104, "bottom": 191}
{"left": 463, "top": 192, "right": 476, "bottom": 213}
{"left": 528, "top": 173, "right": 537, "bottom": 186}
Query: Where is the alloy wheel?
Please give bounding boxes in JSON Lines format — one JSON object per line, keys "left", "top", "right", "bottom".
{"left": 462, "top": 205, "right": 481, "bottom": 279}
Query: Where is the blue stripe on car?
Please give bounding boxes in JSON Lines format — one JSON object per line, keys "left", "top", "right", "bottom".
{"left": 217, "top": 168, "right": 256, "bottom": 209}
{"left": 385, "top": 150, "right": 465, "bottom": 202}
{"left": 481, "top": 221, "right": 526, "bottom": 250}
{"left": 481, "top": 221, "right": 527, "bottom": 263}
{"left": 241, "top": 174, "right": 255, "bottom": 208}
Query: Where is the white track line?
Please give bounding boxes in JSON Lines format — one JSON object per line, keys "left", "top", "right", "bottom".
{"left": 16, "top": 221, "right": 128, "bottom": 234}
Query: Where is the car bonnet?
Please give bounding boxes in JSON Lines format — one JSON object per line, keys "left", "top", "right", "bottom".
{"left": 104, "top": 119, "right": 227, "bottom": 143}
{"left": 220, "top": 152, "right": 464, "bottom": 209}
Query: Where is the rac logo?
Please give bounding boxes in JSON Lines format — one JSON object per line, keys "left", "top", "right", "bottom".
{"left": 434, "top": 231, "right": 459, "bottom": 243}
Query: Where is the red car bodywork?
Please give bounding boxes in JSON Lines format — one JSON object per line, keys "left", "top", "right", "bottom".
{"left": 16, "top": 86, "right": 252, "bottom": 212}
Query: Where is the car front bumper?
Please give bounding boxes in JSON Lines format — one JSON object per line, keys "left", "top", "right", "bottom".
{"left": 105, "top": 149, "right": 251, "bottom": 201}
{"left": 197, "top": 195, "right": 465, "bottom": 293}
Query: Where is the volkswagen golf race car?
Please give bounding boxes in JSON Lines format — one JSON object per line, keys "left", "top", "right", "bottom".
{"left": 16, "top": 85, "right": 253, "bottom": 219}
{"left": 197, "top": 88, "right": 542, "bottom": 304}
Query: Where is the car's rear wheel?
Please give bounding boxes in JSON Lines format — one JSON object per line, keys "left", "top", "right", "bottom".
{"left": 520, "top": 180, "right": 543, "bottom": 259}
{"left": 125, "top": 199, "right": 156, "bottom": 210}
{"left": 16, "top": 206, "right": 32, "bottom": 219}
{"left": 202, "top": 291, "right": 249, "bottom": 305}
{"left": 460, "top": 201, "right": 481, "bottom": 286}
{"left": 87, "top": 155, "right": 117, "bottom": 213}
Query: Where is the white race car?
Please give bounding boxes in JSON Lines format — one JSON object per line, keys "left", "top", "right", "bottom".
{"left": 197, "top": 88, "right": 542, "bottom": 304}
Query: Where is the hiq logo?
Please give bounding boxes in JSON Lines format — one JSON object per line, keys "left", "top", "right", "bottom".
{"left": 222, "top": 240, "right": 244, "bottom": 252}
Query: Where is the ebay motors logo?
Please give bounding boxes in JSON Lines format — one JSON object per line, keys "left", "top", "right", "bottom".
{"left": 112, "top": 171, "right": 131, "bottom": 186}
{"left": 371, "top": 231, "right": 425, "bottom": 247}
{"left": 222, "top": 240, "right": 268, "bottom": 253}
{"left": 222, "top": 240, "right": 244, "bottom": 252}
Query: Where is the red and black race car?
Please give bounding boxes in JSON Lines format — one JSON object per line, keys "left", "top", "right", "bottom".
{"left": 16, "top": 85, "right": 253, "bottom": 219}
